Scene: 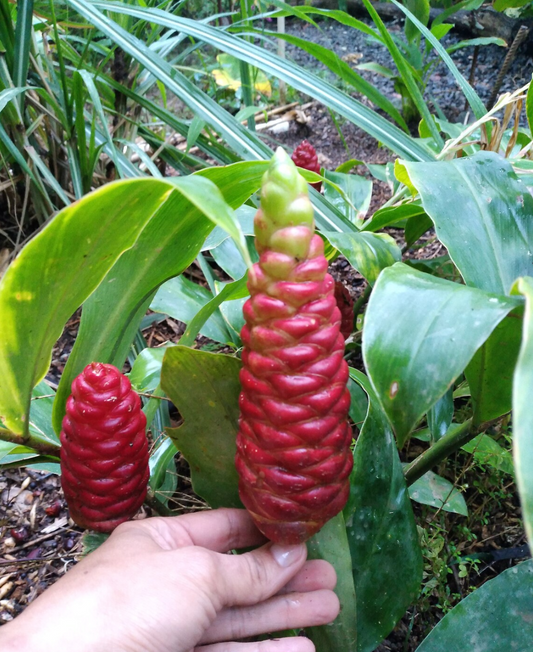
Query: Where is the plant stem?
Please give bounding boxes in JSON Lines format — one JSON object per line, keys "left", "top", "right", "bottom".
{"left": 0, "top": 426, "right": 61, "bottom": 457}
{"left": 353, "top": 283, "right": 372, "bottom": 321}
{"left": 145, "top": 488, "right": 175, "bottom": 517}
{"left": 404, "top": 419, "right": 474, "bottom": 486}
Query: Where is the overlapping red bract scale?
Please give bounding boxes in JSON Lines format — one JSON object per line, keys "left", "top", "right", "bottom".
{"left": 291, "top": 141, "right": 322, "bottom": 192}
{"left": 236, "top": 233, "right": 353, "bottom": 544}
{"left": 60, "top": 362, "right": 149, "bottom": 532}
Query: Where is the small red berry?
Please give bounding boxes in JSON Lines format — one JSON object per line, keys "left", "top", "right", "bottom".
{"left": 60, "top": 363, "right": 149, "bottom": 533}
{"left": 45, "top": 499, "right": 62, "bottom": 517}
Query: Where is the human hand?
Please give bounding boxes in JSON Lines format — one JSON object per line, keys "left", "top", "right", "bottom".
{"left": 0, "top": 508, "right": 339, "bottom": 652}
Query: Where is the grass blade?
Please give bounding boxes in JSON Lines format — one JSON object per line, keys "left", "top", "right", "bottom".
{"left": 390, "top": 0, "right": 487, "bottom": 120}
{"left": 86, "top": 0, "right": 435, "bottom": 162}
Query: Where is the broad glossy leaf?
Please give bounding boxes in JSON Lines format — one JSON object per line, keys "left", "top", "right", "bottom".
{"left": 462, "top": 433, "right": 514, "bottom": 475}
{"left": 29, "top": 381, "right": 58, "bottom": 446}
{"left": 0, "top": 179, "right": 173, "bottom": 435}
{"left": 409, "top": 470, "right": 468, "bottom": 515}
{"left": 210, "top": 236, "right": 249, "bottom": 281}
{"left": 363, "top": 263, "right": 520, "bottom": 446}
{"left": 149, "top": 436, "right": 178, "bottom": 504}
{"left": 161, "top": 346, "right": 241, "bottom": 509}
{"left": 179, "top": 275, "right": 248, "bottom": 348}
{"left": 362, "top": 202, "right": 426, "bottom": 232}
{"left": 512, "top": 277, "right": 533, "bottom": 543}
{"left": 323, "top": 232, "right": 401, "bottom": 286}
{"left": 307, "top": 513, "right": 357, "bottom": 652}
{"left": 150, "top": 276, "right": 231, "bottom": 344}
{"left": 415, "top": 560, "right": 533, "bottom": 651}
{"left": 348, "top": 378, "right": 369, "bottom": 426}
{"left": 53, "top": 166, "right": 258, "bottom": 434}
{"left": 427, "top": 388, "right": 453, "bottom": 443}
{"left": 402, "top": 152, "right": 533, "bottom": 295}
{"left": 129, "top": 347, "right": 167, "bottom": 393}
{"left": 404, "top": 212, "right": 433, "bottom": 247}
{"left": 202, "top": 204, "right": 256, "bottom": 251}
{"left": 346, "top": 368, "right": 422, "bottom": 652}
{"left": 465, "top": 310, "right": 523, "bottom": 424}
{"left": 323, "top": 170, "right": 373, "bottom": 224}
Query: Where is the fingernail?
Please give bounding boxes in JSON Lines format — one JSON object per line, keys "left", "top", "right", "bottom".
{"left": 270, "top": 543, "right": 305, "bottom": 567}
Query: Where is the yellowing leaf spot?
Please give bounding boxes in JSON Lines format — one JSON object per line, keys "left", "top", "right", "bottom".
{"left": 209, "top": 400, "right": 216, "bottom": 407}
{"left": 15, "top": 291, "right": 34, "bottom": 301}
{"left": 389, "top": 381, "right": 399, "bottom": 399}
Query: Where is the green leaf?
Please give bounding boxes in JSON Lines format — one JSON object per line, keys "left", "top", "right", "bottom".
{"left": 53, "top": 165, "right": 258, "bottom": 434}
{"left": 263, "top": 29, "right": 408, "bottom": 130}
{"left": 13, "top": 0, "right": 33, "bottom": 91}
{"left": 465, "top": 310, "right": 523, "bottom": 424}
{"left": 0, "top": 179, "right": 175, "bottom": 435}
{"left": 361, "top": 0, "right": 443, "bottom": 147}
{"left": 161, "top": 346, "right": 242, "bottom": 509}
{"left": 179, "top": 275, "right": 248, "bottom": 348}
{"left": 526, "top": 84, "right": 533, "bottom": 134}
{"left": 0, "top": 86, "right": 30, "bottom": 114}
{"left": 307, "top": 513, "right": 357, "bottom": 652}
{"left": 323, "top": 231, "right": 401, "bottom": 286}
{"left": 427, "top": 388, "right": 453, "bottom": 443}
{"left": 403, "top": 152, "right": 533, "bottom": 296}
{"left": 29, "top": 381, "right": 59, "bottom": 447}
{"left": 346, "top": 368, "right": 422, "bottom": 652}
{"left": 415, "top": 560, "right": 533, "bottom": 651}
{"left": 362, "top": 202, "right": 426, "bottom": 232}
{"left": 149, "top": 436, "right": 178, "bottom": 501}
{"left": 150, "top": 275, "right": 232, "bottom": 344}
{"left": 129, "top": 347, "right": 167, "bottom": 394}
{"left": 363, "top": 263, "right": 520, "bottom": 446}
{"left": 404, "top": 212, "right": 434, "bottom": 248}
{"left": 323, "top": 170, "right": 373, "bottom": 224}
{"left": 348, "top": 377, "right": 369, "bottom": 426}
{"left": 390, "top": 0, "right": 487, "bottom": 121}
{"left": 409, "top": 470, "right": 468, "bottom": 515}
{"left": 446, "top": 37, "right": 507, "bottom": 54}
{"left": 462, "top": 433, "right": 514, "bottom": 475}
{"left": 512, "top": 277, "right": 533, "bottom": 544}
{"left": 404, "top": 0, "right": 430, "bottom": 43}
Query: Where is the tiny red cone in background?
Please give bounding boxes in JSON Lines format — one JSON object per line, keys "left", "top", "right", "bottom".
{"left": 60, "top": 362, "right": 149, "bottom": 533}
{"left": 236, "top": 149, "right": 352, "bottom": 545}
{"left": 291, "top": 140, "right": 322, "bottom": 192}
{"left": 334, "top": 281, "right": 354, "bottom": 340}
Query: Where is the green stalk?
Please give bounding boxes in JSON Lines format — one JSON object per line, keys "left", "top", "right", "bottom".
{"left": 404, "top": 419, "right": 474, "bottom": 485}
{"left": 0, "top": 425, "right": 61, "bottom": 457}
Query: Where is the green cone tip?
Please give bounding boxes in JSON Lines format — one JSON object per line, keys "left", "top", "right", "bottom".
{"left": 256, "top": 148, "right": 314, "bottom": 247}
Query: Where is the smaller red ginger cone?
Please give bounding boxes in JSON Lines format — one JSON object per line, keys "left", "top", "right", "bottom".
{"left": 291, "top": 140, "right": 322, "bottom": 192}
{"left": 334, "top": 281, "right": 354, "bottom": 340}
{"left": 60, "top": 362, "right": 149, "bottom": 532}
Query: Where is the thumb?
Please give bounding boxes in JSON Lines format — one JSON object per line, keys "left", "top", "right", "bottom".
{"left": 216, "top": 541, "right": 308, "bottom": 607}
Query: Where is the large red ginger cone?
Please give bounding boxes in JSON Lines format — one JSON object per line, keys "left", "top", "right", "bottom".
{"left": 60, "top": 362, "right": 149, "bottom": 532}
{"left": 236, "top": 148, "right": 352, "bottom": 544}
{"left": 291, "top": 140, "right": 322, "bottom": 192}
